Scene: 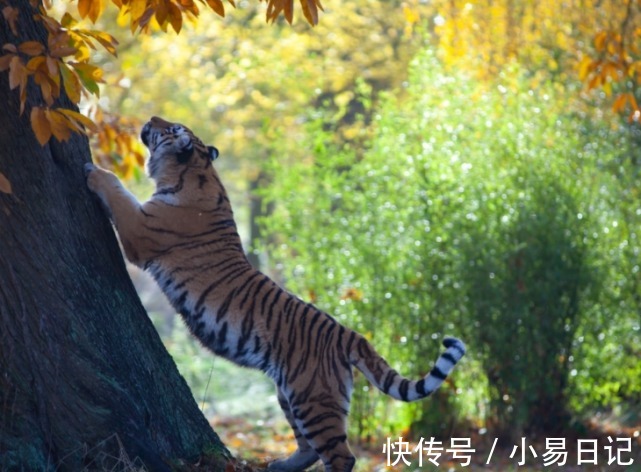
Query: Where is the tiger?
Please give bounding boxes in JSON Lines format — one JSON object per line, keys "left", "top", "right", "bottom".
{"left": 84, "top": 116, "right": 466, "bottom": 472}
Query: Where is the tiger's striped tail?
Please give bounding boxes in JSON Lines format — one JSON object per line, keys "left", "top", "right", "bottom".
{"left": 350, "top": 336, "right": 466, "bottom": 402}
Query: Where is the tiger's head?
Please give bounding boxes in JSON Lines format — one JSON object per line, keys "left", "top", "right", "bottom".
{"left": 141, "top": 116, "right": 219, "bottom": 182}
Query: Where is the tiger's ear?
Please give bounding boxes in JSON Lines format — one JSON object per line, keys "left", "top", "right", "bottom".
{"left": 208, "top": 146, "right": 220, "bottom": 161}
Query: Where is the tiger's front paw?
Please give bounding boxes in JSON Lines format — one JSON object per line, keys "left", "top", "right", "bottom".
{"left": 83, "top": 162, "right": 96, "bottom": 177}
{"left": 84, "top": 162, "right": 115, "bottom": 195}
{"left": 84, "top": 162, "right": 100, "bottom": 193}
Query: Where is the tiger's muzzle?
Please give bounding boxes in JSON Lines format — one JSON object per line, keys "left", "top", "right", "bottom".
{"left": 141, "top": 116, "right": 175, "bottom": 149}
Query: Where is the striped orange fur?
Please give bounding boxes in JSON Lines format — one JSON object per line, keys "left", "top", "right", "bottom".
{"left": 85, "top": 116, "right": 466, "bottom": 472}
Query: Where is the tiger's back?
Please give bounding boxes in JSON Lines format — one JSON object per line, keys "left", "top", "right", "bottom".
{"left": 85, "top": 116, "right": 466, "bottom": 472}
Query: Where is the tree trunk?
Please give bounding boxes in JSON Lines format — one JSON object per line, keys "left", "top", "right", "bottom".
{"left": 0, "top": 3, "right": 229, "bottom": 470}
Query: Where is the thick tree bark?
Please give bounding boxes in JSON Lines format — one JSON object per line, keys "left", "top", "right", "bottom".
{"left": 0, "top": 3, "right": 229, "bottom": 470}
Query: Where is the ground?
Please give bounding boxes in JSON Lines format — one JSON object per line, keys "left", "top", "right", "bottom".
{"left": 213, "top": 415, "right": 641, "bottom": 472}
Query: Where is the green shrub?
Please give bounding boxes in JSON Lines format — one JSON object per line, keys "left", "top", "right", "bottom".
{"left": 260, "top": 49, "right": 638, "bottom": 440}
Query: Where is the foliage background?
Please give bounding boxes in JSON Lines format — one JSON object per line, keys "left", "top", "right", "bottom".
{"left": 106, "top": 0, "right": 640, "bottom": 449}
{"left": 6, "top": 0, "right": 640, "bottom": 467}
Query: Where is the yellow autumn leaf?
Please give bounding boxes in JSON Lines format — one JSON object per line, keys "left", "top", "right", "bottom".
{"left": 84, "top": 29, "right": 119, "bottom": 56}
{"left": 78, "top": 0, "right": 92, "bottom": 19}
{"left": 606, "top": 33, "right": 622, "bottom": 55}
{"left": 403, "top": 5, "right": 419, "bottom": 24}
{"left": 206, "top": 0, "right": 225, "bottom": 17}
{"left": 26, "top": 55, "right": 45, "bottom": 72}
{"left": 92, "top": 104, "right": 103, "bottom": 123}
{"left": 578, "top": 56, "right": 593, "bottom": 81}
{"left": 63, "top": 117, "right": 85, "bottom": 135}
{"left": 57, "top": 108, "right": 98, "bottom": 133}
{"left": 19, "top": 82, "right": 26, "bottom": 115}
{"left": 49, "top": 45, "right": 78, "bottom": 59}
{"left": 60, "top": 11, "right": 78, "bottom": 27}
{"left": 71, "top": 62, "right": 103, "bottom": 81}
{"left": 18, "top": 40, "right": 45, "bottom": 56}
{"left": 135, "top": 6, "right": 156, "bottom": 33}
{"left": 612, "top": 93, "right": 629, "bottom": 114}
{"left": 300, "top": 0, "right": 318, "bottom": 26}
{"left": 177, "top": 0, "right": 198, "bottom": 15}
{"left": 88, "top": 0, "right": 105, "bottom": 23}
{"left": 0, "top": 53, "right": 15, "bottom": 72}
{"left": 283, "top": 0, "right": 293, "bottom": 24}
{"left": 168, "top": 2, "right": 183, "bottom": 33}
{"left": 0, "top": 172, "right": 12, "bottom": 195}
{"left": 155, "top": 0, "right": 169, "bottom": 24}
{"left": 594, "top": 31, "right": 607, "bottom": 52}
{"left": 628, "top": 93, "right": 639, "bottom": 112}
{"left": 115, "top": 133, "right": 129, "bottom": 153}
{"left": 104, "top": 123, "right": 116, "bottom": 141}
{"left": 130, "top": 0, "right": 148, "bottom": 23}
{"left": 59, "top": 62, "right": 82, "bottom": 104}
{"left": 31, "top": 106, "right": 52, "bottom": 146}
{"left": 605, "top": 61, "right": 621, "bottom": 81}
{"left": 70, "top": 62, "right": 103, "bottom": 96}
{"left": 2, "top": 6, "right": 19, "bottom": 36}
{"left": 341, "top": 287, "right": 364, "bottom": 302}
{"left": 45, "top": 109, "right": 73, "bottom": 142}
{"left": 587, "top": 72, "right": 602, "bottom": 90}
{"left": 33, "top": 70, "right": 55, "bottom": 106}
{"left": 46, "top": 55, "right": 58, "bottom": 76}
{"left": 8, "top": 55, "right": 27, "bottom": 90}
{"left": 266, "top": 0, "right": 284, "bottom": 23}
{"left": 133, "top": 150, "right": 145, "bottom": 167}
{"left": 73, "top": 41, "right": 91, "bottom": 62}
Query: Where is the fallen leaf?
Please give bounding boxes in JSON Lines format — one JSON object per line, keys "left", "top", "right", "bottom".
{"left": 0, "top": 172, "right": 12, "bottom": 195}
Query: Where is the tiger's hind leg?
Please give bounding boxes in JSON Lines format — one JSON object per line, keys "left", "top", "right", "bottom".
{"left": 268, "top": 389, "right": 320, "bottom": 471}
{"left": 291, "top": 400, "right": 355, "bottom": 472}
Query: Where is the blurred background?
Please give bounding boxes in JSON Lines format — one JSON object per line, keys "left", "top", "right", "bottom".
{"left": 83, "top": 0, "right": 641, "bottom": 469}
